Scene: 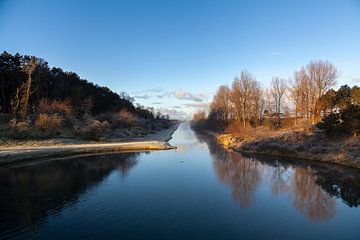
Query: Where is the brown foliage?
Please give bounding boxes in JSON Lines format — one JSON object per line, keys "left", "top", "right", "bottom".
{"left": 35, "top": 113, "right": 63, "bottom": 133}
{"left": 116, "top": 109, "right": 139, "bottom": 127}
{"left": 37, "top": 99, "right": 72, "bottom": 117}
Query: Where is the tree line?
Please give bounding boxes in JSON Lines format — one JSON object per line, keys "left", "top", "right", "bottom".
{"left": 0, "top": 51, "right": 155, "bottom": 120}
{"left": 0, "top": 51, "right": 175, "bottom": 140}
{"left": 192, "top": 60, "right": 360, "bottom": 137}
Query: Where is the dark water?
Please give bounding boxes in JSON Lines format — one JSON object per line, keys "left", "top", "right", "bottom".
{"left": 1, "top": 123, "right": 360, "bottom": 239}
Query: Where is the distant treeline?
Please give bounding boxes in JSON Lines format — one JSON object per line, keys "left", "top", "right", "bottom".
{"left": 0, "top": 51, "right": 153, "bottom": 119}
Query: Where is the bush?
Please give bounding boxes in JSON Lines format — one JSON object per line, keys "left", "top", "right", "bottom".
{"left": 75, "top": 116, "right": 112, "bottom": 140}
{"left": 6, "top": 118, "right": 35, "bottom": 139}
{"left": 35, "top": 114, "right": 63, "bottom": 133}
{"left": 37, "top": 99, "right": 72, "bottom": 117}
{"left": 112, "top": 109, "right": 140, "bottom": 128}
{"left": 317, "top": 104, "right": 360, "bottom": 137}
{"left": 341, "top": 104, "right": 360, "bottom": 137}
{"left": 316, "top": 112, "right": 341, "bottom": 136}
{"left": 9, "top": 118, "right": 31, "bottom": 133}
{"left": 262, "top": 117, "right": 281, "bottom": 130}
{"left": 224, "top": 121, "right": 249, "bottom": 137}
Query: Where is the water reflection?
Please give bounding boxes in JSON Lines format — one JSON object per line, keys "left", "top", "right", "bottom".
{"left": 0, "top": 152, "right": 139, "bottom": 237}
{"left": 195, "top": 132, "right": 360, "bottom": 221}
{"left": 213, "top": 152, "right": 262, "bottom": 208}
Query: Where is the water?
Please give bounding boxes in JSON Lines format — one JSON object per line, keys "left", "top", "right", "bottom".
{"left": 1, "top": 123, "right": 360, "bottom": 239}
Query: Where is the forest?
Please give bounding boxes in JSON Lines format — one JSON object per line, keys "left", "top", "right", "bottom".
{"left": 0, "top": 51, "right": 171, "bottom": 140}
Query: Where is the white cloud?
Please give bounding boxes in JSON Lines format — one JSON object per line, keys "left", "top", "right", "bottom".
{"left": 156, "top": 107, "right": 190, "bottom": 120}
{"left": 173, "top": 90, "right": 203, "bottom": 102}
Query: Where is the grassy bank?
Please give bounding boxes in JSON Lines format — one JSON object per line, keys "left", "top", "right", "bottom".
{"left": 214, "top": 126, "right": 360, "bottom": 169}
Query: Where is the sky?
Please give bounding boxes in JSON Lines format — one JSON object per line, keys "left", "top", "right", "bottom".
{"left": 1, "top": 0, "right": 360, "bottom": 119}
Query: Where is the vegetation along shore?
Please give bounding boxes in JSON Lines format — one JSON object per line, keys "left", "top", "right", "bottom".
{"left": 191, "top": 60, "right": 360, "bottom": 168}
{"left": 0, "top": 51, "right": 179, "bottom": 165}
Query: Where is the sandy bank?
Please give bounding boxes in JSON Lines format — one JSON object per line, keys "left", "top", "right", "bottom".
{"left": 0, "top": 122, "right": 180, "bottom": 166}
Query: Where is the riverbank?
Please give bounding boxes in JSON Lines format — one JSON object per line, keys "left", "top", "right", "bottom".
{"left": 212, "top": 129, "right": 360, "bottom": 169}
{"left": 0, "top": 122, "right": 180, "bottom": 166}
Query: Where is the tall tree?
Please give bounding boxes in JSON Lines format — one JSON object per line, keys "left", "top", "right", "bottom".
{"left": 306, "top": 60, "right": 338, "bottom": 124}
{"left": 230, "top": 70, "right": 260, "bottom": 128}
{"left": 271, "top": 77, "right": 287, "bottom": 124}
{"left": 20, "top": 56, "right": 39, "bottom": 118}
{"left": 211, "top": 85, "right": 232, "bottom": 124}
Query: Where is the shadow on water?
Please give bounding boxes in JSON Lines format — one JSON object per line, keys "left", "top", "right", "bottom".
{"left": 194, "top": 131, "right": 360, "bottom": 221}
{"left": 0, "top": 152, "right": 140, "bottom": 238}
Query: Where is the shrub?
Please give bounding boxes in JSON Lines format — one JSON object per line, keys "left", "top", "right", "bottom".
{"left": 340, "top": 104, "right": 360, "bottom": 137}
{"left": 6, "top": 118, "right": 33, "bottom": 139}
{"left": 262, "top": 117, "right": 280, "bottom": 130}
{"left": 317, "top": 105, "right": 360, "bottom": 137}
{"left": 35, "top": 113, "right": 63, "bottom": 133}
{"left": 316, "top": 112, "right": 341, "bottom": 136}
{"left": 37, "top": 99, "right": 72, "bottom": 117}
{"left": 224, "top": 121, "right": 249, "bottom": 137}
{"left": 9, "top": 118, "right": 30, "bottom": 133}
{"left": 116, "top": 109, "right": 140, "bottom": 128}
{"left": 75, "top": 116, "right": 112, "bottom": 140}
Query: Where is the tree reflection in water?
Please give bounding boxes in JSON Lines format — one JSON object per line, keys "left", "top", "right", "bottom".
{"left": 0, "top": 152, "right": 139, "bottom": 237}
{"left": 213, "top": 151, "right": 262, "bottom": 208}
{"left": 195, "top": 132, "right": 360, "bottom": 222}
{"left": 290, "top": 167, "right": 335, "bottom": 221}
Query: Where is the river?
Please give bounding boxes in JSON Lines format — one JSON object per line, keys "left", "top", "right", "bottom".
{"left": 0, "top": 123, "right": 359, "bottom": 239}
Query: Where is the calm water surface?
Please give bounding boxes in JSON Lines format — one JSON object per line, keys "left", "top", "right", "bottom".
{"left": 1, "top": 123, "right": 360, "bottom": 239}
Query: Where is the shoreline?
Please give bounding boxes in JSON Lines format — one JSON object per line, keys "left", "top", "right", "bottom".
{"left": 197, "top": 129, "right": 360, "bottom": 169}
{"left": 0, "top": 122, "right": 180, "bottom": 167}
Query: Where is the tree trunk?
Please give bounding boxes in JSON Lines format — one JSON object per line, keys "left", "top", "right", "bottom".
{"left": 294, "top": 104, "right": 298, "bottom": 126}
{"left": 22, "top": 71, "right": 32, "bottom": 118}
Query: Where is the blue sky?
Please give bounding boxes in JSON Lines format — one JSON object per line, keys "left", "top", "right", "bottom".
{"left": 1, "top": 0, "right": 360, "bottom": 119}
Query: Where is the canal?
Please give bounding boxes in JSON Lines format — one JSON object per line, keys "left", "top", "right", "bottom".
{"left": 1, "top": 123, "right": 360, "bottom": 239}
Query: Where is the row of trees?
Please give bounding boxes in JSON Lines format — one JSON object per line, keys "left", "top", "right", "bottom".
{"left": 194, "top": 60, "right": 360, "bottom": 136}
{"left": 0, "top": 51, "right": 156, "bottom": 120}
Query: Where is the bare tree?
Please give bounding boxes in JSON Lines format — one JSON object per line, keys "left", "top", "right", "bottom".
{"left": 290, "top": 74, "right": 302, "bottom": 125}
{"left": 306, "top": 60, "right": 338, "bottom": 124}
{"left": 192, "top": 110, "right": 206, "bottom": 122}
{"left": 231, "top": 70, "right": 259, "bottom": 128}
{"left": 211, "top": 85, "right": 231, "bottom": 123}
{"left": 251, "top": 85, "right": 263, "bottom": 127}
{"left": 20, "top": 56, "right": 38, "bottom": 118}
{"left": 271, "top": 77, "right": 287, "bottom": 124}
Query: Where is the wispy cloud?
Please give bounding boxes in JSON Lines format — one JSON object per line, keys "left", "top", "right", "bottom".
{"left": 156, "top": 91, "right": 173, "bottom": 98}
{"left": 133, "top": 94, "right": 150, "bottom": 99}
{"left": 151, "top": 102, "right": 162, "bottom": 105}
{"left": 183, "top": 102, "right": 209, "bottom": 110}
{"left": 132, "top": 87, "right": 164, "bottom": 94}
{"left": 351, "top": 77, "right": 360, "bottom": 83}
